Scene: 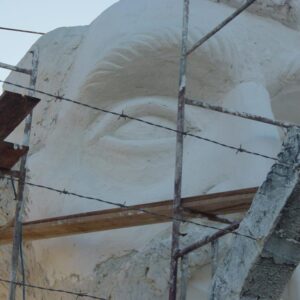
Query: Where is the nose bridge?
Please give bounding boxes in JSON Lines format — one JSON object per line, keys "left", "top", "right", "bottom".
{"left": 216, "top": 81, "right": 279, "bottom": 146}
{"left": 222, "top": 82, "right": 272, "bottom": 117}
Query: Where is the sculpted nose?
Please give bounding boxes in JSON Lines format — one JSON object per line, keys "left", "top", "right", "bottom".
{"left": 212, "top": 81, "right": 280, "bottom": 155}
{"left": 221, "top": 82, "right": 273, "bottom": 119}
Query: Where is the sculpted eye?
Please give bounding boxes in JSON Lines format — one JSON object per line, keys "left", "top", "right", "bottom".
{"left": 80, "top": 40, "right": 222, "bottom": 151}
{"left": 86, "top": 97, "right": 180, "bottom": 144}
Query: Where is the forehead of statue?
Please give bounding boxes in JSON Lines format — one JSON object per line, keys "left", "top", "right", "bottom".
{"left": 68, "top": 0, "right": 300, "bottom": 95}
{"left": 75, "top": 0, "right": 235, "bottom": 77}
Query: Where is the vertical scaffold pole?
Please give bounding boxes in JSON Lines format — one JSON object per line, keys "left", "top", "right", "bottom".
{"left": 169, "top": 1, "right": 190, "bottom": 299}
{"left": 8, "top": 49, "right": 39, "bottom": 300}
{"left": 180, "top": 255, "right": 189, "bottom": 300}
{"left": 211, "top": 240, "right": 219, "bottom": 277}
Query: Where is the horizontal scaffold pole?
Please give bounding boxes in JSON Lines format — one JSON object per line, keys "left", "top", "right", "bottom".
{"left": 0, "top": 62, "right": 32, "bottom": 75}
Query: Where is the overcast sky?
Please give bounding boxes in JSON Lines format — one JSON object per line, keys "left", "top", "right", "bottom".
{"left": 0, "top": 0, "right": 119, "bottom": 90}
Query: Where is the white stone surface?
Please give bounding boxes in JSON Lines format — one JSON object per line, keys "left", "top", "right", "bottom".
{"left": 2, "top": 0, "right": 300, "bottom": 299}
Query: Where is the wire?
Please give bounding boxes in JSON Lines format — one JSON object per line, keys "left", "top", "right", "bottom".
{"left": 0, "top": 175, "right": 256, "bottom": 241}
{"left": 0, "top": 79, "right": 279, "bottom": 163}
{"left": 0, "top": 26, "right": 45, "bottom": 35}
{"left": 0, "top": 278, "right": 106, "bottom": 300}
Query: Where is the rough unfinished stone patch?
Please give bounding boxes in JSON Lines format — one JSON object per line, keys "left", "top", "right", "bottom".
{"left": 211, "top": 127, "right": 300, "bottom": 300}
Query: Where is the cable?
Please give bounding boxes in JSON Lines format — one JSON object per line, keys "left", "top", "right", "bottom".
{"left": 0, "top": 79, "right": 279, "bottom": 163}
{"left": 0, "top": 175, "right": 256, "bottom": 241}
{"left": 0, "top": 278, "right": 106, "bottom": 300}
{"left": 0, "top": 26, "right": 44, "bottom": 35}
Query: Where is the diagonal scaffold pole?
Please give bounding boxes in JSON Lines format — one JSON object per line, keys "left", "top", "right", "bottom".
{"left": 168, "top": 1, "right": 190, "bottom": 299}
{"left": 186, "top": 0, "right": 257, "bottom": 56}
{"left": 176, "top": 222, "right": 240, "bottom": 258}
{"left": 8, "top": 48, "right": 39, "bottom": 300}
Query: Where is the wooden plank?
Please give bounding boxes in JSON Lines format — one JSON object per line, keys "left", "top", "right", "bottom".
{"left": 0, "top": 91, "right": 40, "bottom": 140}
{"left": 0, "top": 141, "right": 28, "bottom": 170}
{"left": 0, "top": 187, "right": 257, "bottom": 245}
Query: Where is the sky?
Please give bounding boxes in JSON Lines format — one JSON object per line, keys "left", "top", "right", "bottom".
{"left": 0, "top": 0, "right": 119, "bottom": 91}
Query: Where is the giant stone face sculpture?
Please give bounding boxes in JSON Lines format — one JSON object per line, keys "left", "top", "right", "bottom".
{"left": 3, "top": 0, "right": 300, "bottom": 299}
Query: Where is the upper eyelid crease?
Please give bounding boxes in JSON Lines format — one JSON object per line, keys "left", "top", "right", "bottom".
{"left": 78, "top": 28, "right": 241, "bottom": 114}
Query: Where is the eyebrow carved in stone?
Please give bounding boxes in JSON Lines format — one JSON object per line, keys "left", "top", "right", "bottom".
{"left": 79, "top": 28, "right": 239, "bottom": 109}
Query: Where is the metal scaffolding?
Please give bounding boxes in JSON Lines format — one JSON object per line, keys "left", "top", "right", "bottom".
{"left": 168, "top": 1, "right": 257, "bottom": 299}
{"left": 2, "top": 0, "right": 300, "bottom": 299}
{"left": 0, "top": 53, "right": 40, "bottom": 300}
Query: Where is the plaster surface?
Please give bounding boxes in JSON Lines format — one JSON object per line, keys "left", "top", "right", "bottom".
{"left": 2, "top": 0, "right": 300, "bottom": 299}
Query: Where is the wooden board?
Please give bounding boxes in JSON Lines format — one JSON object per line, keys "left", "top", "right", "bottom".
{"left": 0, "top": 91, "right": 40, "bottom": 140}
{"left": 0, "top": 141, "right": 28, "bottom": 170}
{"left": 0, "top": 187, "right": 257, "bottom": 244}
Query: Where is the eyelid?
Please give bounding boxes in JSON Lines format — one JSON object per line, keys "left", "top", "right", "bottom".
{"left": 85, "top": 96, "right": 192, "bottom": 143}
